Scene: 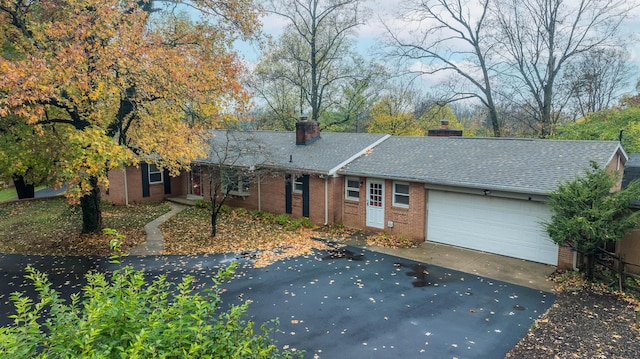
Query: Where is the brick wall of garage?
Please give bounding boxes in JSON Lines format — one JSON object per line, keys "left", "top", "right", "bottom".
{"left": 385, "top": 181, "right": 426, "bottom": 241}
{"left": 557, "top": 246, "right": 574, "bottom": 270}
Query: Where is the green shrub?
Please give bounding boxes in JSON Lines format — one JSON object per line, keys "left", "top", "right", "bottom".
{"left": 234, "top": 207, "right": 249, "bottom": 216}
{"left": 250, "top": 210, "right": 268, "bottom": 219}
{"left": 259, "top": 212, "right": 275, "bottom": 222}
{"left": 194, "top": 198, "right": 211, "bottom": 209}
{"left": 283, "top": 217, "right": 314, "bottom": 231}
{"left": 273, "top": 214, "right": 291, "bottom": 227}
{"left": 297, "top": 217, "right": 314, "bottom": 229}
{"left": 0, "top": 262, "right": 296, "bottom": 358}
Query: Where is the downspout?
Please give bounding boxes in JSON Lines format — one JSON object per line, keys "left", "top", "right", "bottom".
{"left": 324, "top": 176, "right": 329, "bottom": 225}
{"left": 123, "top": 167, "right": 129, "bottom": 206}
{"left": 258, "top": 176, "right": 261, "bottom": 211}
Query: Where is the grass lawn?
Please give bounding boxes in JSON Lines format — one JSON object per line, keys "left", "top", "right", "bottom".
{"left": 0, "top": 186, "right": 46, "bottom": 202}
{"left": 0, "top": 188, "right": 16, "bottom": 202}
{"left": 0, "top": 197, "right": 171, "bottom": 255}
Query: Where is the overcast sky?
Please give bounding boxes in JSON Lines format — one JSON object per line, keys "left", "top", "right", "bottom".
{"left": 235, "top": 0, "right": 640, "bottom": 93}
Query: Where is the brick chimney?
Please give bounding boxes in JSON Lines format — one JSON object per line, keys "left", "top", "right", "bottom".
{"left": 295, "top": 116, "right": 321, "bottom": 145}
{"left": 427, "top": 119, "right": 462, "bottom": 137}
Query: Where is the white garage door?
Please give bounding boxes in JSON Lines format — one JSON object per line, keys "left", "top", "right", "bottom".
{"left": 427, "top": 190, "right": 558, "bottom": 265}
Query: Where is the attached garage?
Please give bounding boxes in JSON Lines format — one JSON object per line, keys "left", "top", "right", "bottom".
{"left": 426, "top": 190, "right": 558, "bottom": 265}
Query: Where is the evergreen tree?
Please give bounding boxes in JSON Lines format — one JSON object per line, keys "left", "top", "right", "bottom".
{"left": 544, "top": 162, "right": 640, "bottom": 279}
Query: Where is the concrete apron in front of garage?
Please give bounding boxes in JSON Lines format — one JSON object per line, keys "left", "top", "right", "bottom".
{"left": 342, "top": 238, "right": 557, "bottom": 293}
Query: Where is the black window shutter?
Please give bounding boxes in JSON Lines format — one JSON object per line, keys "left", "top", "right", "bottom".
{"left": 163, "top": 169, "right": 171, "bottom": 194}
{"left": 141, "top": 163, "right": 150, "bottom": 197}
{"left": 302, "top": 175, "right": 310, "bottom": 218}
{"left": 285, "top": 174, "right": 292, "bottom": 214}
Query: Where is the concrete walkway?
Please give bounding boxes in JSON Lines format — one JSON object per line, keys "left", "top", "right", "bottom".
{"left": 128, "top": 202, "right": 186, "bottom": 255}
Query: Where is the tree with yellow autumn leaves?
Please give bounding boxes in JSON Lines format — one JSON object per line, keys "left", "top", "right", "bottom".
{"left": 0, "top": 0, "right": 261, "bottom": 232}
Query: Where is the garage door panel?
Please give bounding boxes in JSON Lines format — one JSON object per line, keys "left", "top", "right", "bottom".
{"left": 427, "top": 191, "right": 558, "bottom": 265}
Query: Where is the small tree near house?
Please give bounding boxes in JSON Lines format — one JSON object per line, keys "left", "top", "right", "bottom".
{"left": 543, "top": 162, "right": 640, "bottom": 280}
{"left": 201, "top": 131, "right": 268, "bottom": 237}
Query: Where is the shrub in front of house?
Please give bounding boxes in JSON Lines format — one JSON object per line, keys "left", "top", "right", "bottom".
{"left": 0, "top": 262, "right": 296, "bottom": 358}
{"left": 194, "top": 198, "right": 211, "bottom": 209}
{"left": 273, "top": 214, "right": 291, "bottom": 227}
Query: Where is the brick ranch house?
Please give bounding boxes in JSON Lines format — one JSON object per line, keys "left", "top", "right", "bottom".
{"left": 106, "top": 120, "right": 627, "bottom": 269}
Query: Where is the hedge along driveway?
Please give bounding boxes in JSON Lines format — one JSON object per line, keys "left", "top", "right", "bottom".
{"left": 0, "top": 246, "right": 554, "bottom": 358}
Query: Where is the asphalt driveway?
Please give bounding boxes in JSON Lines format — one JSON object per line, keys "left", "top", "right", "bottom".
{"left": 0, "top": 246, "right": 554, "bottom": 358}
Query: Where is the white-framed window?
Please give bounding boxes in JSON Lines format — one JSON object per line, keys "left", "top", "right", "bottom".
{"left": 345, "top": 177, "right": 360, "bottom": 201}
{"left": 225, "top": 170, "right": 251, "bottom": 196}
{"left": 148, "top": 164, "right": 163, "bottom": 184}
{"left": 393, "top": 181, "right": 410, "bottom": 207}
{"left": 292, "top": 176, "right": 304, "bottom": 194}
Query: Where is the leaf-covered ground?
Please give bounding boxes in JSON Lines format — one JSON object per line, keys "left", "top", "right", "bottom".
{"left": 160, "top": 207, "right": 335, "bottom": 268}
{"left": 506, "top": 272, "right": 640, "bottom": 358}
{"left": 0, "top": 197, "right": 171, "bottom": 256}
{"left": 160, "top": 207, "right": 419, "bottom": 267}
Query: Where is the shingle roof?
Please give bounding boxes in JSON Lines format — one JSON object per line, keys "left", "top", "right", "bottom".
{"left": 196, "top": 130, "right": 624, "bottom": 195}
{"left": 195, "top": 130, "right": 388, "bottom": 174}
{"left": 338, "top": 136, "right": 625, "bottom": 195}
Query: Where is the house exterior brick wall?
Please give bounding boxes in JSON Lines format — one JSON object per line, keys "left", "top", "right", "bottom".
{"left": 557, "top": 246, "right": 574, "bottom": 269}
{"left": 106, "top": 168, "right": 127, "bottom": 204}
{"left": 606, "top": 152, "right": 625, "bottom": 190}
{"left": 385, "top": 181, "right": 426, "bottom": 241}
{"left": 341, "top": 177, "right": 426, "bottom": 241}
{"left": 342, "top": 176, "right": 366, "bottom": 230}
{"left": 256, "top": 173, "right": 287, "bottom": 215}
{"left": 617, "top": 212, "right": 640, "bottom": 275}
{"left": 328, "top": 176, "right": 343, "bottom": 225}
{"left": 106, "top": 166, "right": 186, "bottom": 205}
{"left": 192, "top": 170, "right": 338, "bottom": 226}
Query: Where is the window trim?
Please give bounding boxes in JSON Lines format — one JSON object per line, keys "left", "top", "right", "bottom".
{"left": 148, "top": 163, "right": 163, "bottom": 184}
{"left": 225, "top": 170, "right": 251, "bottom": 196}
{"left": 345, "top": 177, "right": 360, "bottom": 201}
{"left": 392, "top": 181, "right": 410, "bottom": 208}
{"left": 292, "top": 175, "right": 304, "bottom": 194}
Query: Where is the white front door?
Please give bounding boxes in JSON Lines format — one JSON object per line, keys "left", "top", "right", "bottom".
{"left": 366, "top": 179, "right": 385, "bottom": 229}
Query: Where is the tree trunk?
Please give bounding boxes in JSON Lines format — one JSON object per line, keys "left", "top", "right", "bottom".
{"left": 12, "top": 175, "right": 35, "bottom": 199}
{"left": 211, "top": 209, "right": 218, "bottom": 237}
{"left": 80, "top": 177, "right": 102, "bottom": 233}
{"left": 584, "top": 253, "right": 596, "bottom": 281}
